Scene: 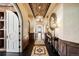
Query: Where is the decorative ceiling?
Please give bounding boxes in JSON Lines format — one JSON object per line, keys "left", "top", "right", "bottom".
{"left": 29, "top": 3, "right": 50, "bottom": 17}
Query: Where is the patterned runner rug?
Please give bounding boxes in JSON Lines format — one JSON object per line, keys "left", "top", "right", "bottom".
{"left": 31, "top": 45, "right": 48, "bottom": 56}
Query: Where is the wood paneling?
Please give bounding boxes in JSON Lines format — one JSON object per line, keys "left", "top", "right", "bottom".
{"left": 22, "top": 33, "right": 34, "bottom": 50}
{"left": 46, "top": 34, "right": 79, "bottom": 56}
{"left": 29, "top": 3, "right": 50, "bottom": 17}
{"left": 57, "top": 38, "right": 79, "bottom": 56}
{"left": 29, "top": 33, "right": 34, "bottom": 42}
{"left": 22, "top": 38, "right": 29, "bottom": 50}
{"left": 67, "top": 45, "right": 79, "bottom": 56}
{"left": 58, "top": 39, "right": 66, "bottom": 56}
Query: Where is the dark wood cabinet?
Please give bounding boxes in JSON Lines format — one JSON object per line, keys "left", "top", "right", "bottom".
{"left": 0, "top": 12, "right": 5, "bottom": 49}
{"left": 0, "top": 12, "right": 4, "bottom": 20}
{"left": 0, "top": 39, "right": 4, "bottom": 48}
{"left": 0, "top": 21, "right": 4, "bottom": 29}
{"left": 0, "top": 30, "right": 4, "bottom": 38}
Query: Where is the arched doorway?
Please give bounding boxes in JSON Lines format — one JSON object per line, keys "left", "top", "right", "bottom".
{"left": 11, "top": 3, "right": 23, "bottom": 52}
{"left": 6, "top": 3, "right": 23, "bottom": 52}
{"left": 0, "top": 3, "right": 23, "bottom": 53}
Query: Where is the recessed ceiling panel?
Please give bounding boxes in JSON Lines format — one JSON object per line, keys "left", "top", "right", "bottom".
{"left": 29, "top": 3, "right": 50, "bottom": 17}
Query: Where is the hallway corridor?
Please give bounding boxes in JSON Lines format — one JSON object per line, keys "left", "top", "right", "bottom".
{"left": 22, "top": 36, "right": 59, "bottom": 56}
{"left": 0, "top": 3, "right": 79, "bottom": 56}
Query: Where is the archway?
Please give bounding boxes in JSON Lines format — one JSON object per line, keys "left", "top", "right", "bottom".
{"left": 6, "top": 3, "right": 23, "bottom": 52}
{"left": 12, "top": 3, "right": 23, "bottom": 52}
{"left": 1, "top": 3, "right": 23, "bottom": 53}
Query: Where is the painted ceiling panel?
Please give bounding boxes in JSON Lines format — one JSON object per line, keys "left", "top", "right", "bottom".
{"left": 29, "top": 3, "right": 50, "bottom": 17}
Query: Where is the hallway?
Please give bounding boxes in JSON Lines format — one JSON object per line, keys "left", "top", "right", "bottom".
{"left": 0, "top": 3, "right": 79, "bottom": 56}
{"left": 22, "top": 36, "right": 59, "bottom": 56}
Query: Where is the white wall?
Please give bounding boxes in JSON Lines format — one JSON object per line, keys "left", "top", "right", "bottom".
{"left": 63, "top": 3, "right": 79, "bottom": 43}
{"left": 55, "top": 3, "right": 79, "bottom": 43}
{"left": 55, "top": 4, "right": 63, "bottom": 40}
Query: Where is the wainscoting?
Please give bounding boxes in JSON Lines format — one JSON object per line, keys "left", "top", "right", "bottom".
{"left": 53, "top": 37, "right": 79, "bottom": 56}
{"left": 22, "top": 38, "right": 29, "bottom": 50}
{"left": 22, "top": 33, "right": 34, "bottom": 50}
{"left": 58, "top": 39, "right": 79, "bottom": 56}
{"left": 22, "top": 33, "right": 35, "bottom": 56}
{"left": 46, "top": 33, "right": 79, "bottom": 56}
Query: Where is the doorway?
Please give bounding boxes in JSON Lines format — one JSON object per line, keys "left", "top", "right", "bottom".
{"left": 0, "top": 3, "right": 22, "bottom": 53}
{"left": 6, "top": 4, "right": 22, "bottom": 52}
